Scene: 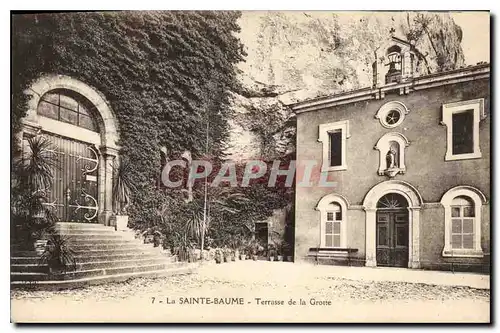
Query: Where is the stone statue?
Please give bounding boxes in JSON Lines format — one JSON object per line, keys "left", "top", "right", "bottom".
{"left": 386, "top": 147, "right": 397, "bottom": 169}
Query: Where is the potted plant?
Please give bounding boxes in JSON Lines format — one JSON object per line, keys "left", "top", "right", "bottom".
{"left": 230, "top": 235, "right": 243, "bottom": 261}
{"left": 246, "top": 240, "right": 254, "bottom": 260}
{"left": 223, "top": 247, "right": 230, "bottom": 262}
{"left": 239, "top": 246, "right": 246, "bottom": 260}
{"left": 215, "top": 249, "right": 223, "bottom": 264}
{"left": 274, "top": 239, "right": 284, "bottom": 261}
{"left": 39, "top": 234, "right": 77, "bottom": 275}
{"left": 250, "top": 240, "right": 260, "bottom": 261}
{"left": 173, "top": 234, "right": 193, "bottom": 262}
{"left": 11, "top": 136, "right": 58, "bottom": 253}
{"left": 268, "top": 243, "right": 276, "bottom": 261}
{"left": 281, "top": 241, "right": 293, "bottom": 262}
{"left": 112, "top": 159, "right": 135, "bottom": 231}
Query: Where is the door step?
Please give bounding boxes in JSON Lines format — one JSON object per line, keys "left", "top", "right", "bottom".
{"left": 11, "top": 223, "right": 195, "bottom": 288}
{"left": 11, "top": 264, "right": 197, "bottom": 290}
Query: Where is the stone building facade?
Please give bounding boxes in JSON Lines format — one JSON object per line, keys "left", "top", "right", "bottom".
{"left": 290, "top": 37, "right": 490, "bottom": 272}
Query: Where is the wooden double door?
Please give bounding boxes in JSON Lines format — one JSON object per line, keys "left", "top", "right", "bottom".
{"left": 376, "top": 209, "right": 409, "bottom": 267}
{"left": 27, "top": 133, "right": 100, "bottom": 223}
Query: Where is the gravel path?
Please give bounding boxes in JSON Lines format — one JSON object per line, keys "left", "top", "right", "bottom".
{"left": 11, "top": 261, "right": 490, "bottom": 323}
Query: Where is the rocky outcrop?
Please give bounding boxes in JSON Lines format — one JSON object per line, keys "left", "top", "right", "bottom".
{"left": 226, "top": 12, "right": 466, "bottom": 160}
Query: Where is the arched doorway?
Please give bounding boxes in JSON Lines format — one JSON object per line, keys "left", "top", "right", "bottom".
{"left": 363, "top": 180, "right": 423, "bottom": 268}
{"left": 376, "top": 193, "right": 409, "bottom": 267}
{"left": 20, "top": 75, "right": 120, "bottom": 225}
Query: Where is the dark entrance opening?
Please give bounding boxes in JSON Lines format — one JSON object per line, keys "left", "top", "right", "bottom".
{"left": 255, "top": 222, "right": 269, "bottom": 246}
{"left": 376, "top": 193, "right": 409, "bottom": 267}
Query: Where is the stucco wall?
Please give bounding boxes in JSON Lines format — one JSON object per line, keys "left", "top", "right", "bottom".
{"left": 294, "top": 78, "right": 490, "bottom": 269}
{"left": 416, "top": 204, "right": 490, "bottom": 272}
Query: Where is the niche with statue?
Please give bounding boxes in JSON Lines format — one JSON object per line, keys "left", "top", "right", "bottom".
{"left": 374, "top": 132, "right": 410, "bottom": 178}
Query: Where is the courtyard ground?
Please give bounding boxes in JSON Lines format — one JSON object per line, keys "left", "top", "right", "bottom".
{"left": 11, "top": 261, "right": 490, "bottom": 323}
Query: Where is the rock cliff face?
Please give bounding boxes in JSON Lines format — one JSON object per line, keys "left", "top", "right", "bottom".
{"left": 227, "top": 12, "right": 466, "bottom": 161}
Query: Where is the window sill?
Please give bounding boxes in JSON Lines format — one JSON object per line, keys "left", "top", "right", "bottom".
{"left": 321, "top": 165, "right": 347, "bottom": 172}
{"left": 445, "top": 152, "right": 482, "bottom": 161}
{"left": 442, "top": 248, "right": 484, "bottom": 258}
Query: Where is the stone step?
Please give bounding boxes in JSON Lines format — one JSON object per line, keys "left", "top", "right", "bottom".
{"left": 56, "top": 230, "right": 121, "bottom": 237}
{"left": 11, "top": 272, "right": 48, "bottom": 282}
{"left": 76, "top": 257, "right": 173, "bottom": 270}
{"left": 54, "top": 230, "right": 128, "bottom": 240}
{"left": 12, "top": 250, "right": 175, "bottom": 265}
{"left": 67, "top": 262, "right": 184, "bottom": 280}
{"left": 11, "top": 250, "right": 38, "bottom": 257}
{"left": 70, "top": 243, "right": 146, "bottom": 251}
{"left": 75, "top": 253, "right": 176, "bottom": 263}
{"left": 11, "top": 263, "right": 49, "bottom": 273}
{"left": 11, "top": 264, "right": 197, "bottom": 289}
{"left": 11, "top": 261, "right": 188, "bottom": 282}
{"left": 63, "top": 237, "right": 141, "bottom": 244}
{"left": 55, "top": 222, "right": 111, "bottom": 229}
{"left": 11, "top": 223, "right": 192, "bottom": 287}
{"left": 11, "top": 257, "right": 175, "bottom": 272}
{"left": 71, "top": 247, "right": 166, "bottom": 257}
{"left": 11, "top": 262, "right": 186, "bottom": 282}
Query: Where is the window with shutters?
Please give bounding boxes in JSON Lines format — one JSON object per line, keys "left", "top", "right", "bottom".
{"left": 450, "top": 196, "right": 475, "bottom": 249}
{"left": 441, "top": 99, "right": 485, "bottom": 161}
{"left": 318, "top": 120, "right": 350, "bottom": 172}
{"left": 316, "top": 193, "right": 349, "bottom": 249}
{"left": 324, "top": 203, "right": 342, "bottom": 248}
{"left": 441, "top": 186, "right": 486, "bottom": 258}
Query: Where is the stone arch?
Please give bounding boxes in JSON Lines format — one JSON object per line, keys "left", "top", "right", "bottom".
{"left": 363, "top": 180, "right": 423, "bottom": 268}
{"left": 21, "top": 74, "right": 121, "bottom": 226}
{"left": 363, "top": 180, "right": 422, "bottom": 210}
{"left": 23, "top": 74, "right": 119, "bottom": 150}
{"left": 440, "top": 185, "right": 487, "bottom": 206}
{"left": 316, "top": 193, "right": 350, "bottom": 211}
{"left": 315, "top": 193, "right": 350, "bottom": 249}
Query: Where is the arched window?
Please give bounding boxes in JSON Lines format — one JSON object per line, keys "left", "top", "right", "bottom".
{"left": 316, "top": 194, "right": 349, "bottom": 248}
{"left": 441, "top": 186, "right": 486, "bottom": 257}
{"left": 37, "top": 89, "right": 98, "bottom": 132}
{"left": 450, "top": 196, "right": 475, "bottom": 249}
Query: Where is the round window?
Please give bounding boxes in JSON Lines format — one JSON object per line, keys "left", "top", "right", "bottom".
{"left": 385, "top": 109, "right": 401, "bottom": 126}
{"left": 376, "top": 101, "right": 409, "bottom": 128}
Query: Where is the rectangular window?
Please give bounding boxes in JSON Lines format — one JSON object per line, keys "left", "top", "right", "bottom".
{"left": 452, "top": 110, "right": 474, "bottom": 155}
{"left": 319, "top": 120, "right": 349, "bottom": 171}
{"left": 328, "top": 130, "right": 342, "bottom": 167}
{"left": 442, "top": 99, "right": 484, "bottom": 161}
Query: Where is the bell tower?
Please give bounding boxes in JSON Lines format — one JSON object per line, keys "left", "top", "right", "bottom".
{"left": 372, "top": 36, "right": 417, "bottom": 88}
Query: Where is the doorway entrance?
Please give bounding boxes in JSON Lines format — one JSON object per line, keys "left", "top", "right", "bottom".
{"left": 35, "top": 133, "right": 100, "bottom": 223}
{"left": 22, "top": 75, "right": 121, "bottom": 226}
{"left": 376, "top": 193, "right": 409, "bottom": 267}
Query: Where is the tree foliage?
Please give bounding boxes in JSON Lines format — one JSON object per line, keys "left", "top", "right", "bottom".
{"left": 12, "top": 11, "right": 246, "bottom": 227}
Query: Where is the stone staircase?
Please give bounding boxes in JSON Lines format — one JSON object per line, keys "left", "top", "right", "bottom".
{"left": 11, "top": 223, "right": 196, "bottom": 289}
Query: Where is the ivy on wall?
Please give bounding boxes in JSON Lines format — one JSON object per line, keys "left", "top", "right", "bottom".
{"left": 12, "top": 11, "right": 246, "bottom": 227}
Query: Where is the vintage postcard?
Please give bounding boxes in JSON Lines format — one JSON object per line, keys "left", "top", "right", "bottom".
{"left": 10, "top": 10, "right": 490, "bottom": 323}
